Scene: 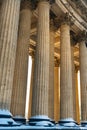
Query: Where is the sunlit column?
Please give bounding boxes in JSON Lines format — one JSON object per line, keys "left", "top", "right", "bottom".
{"left": 31, "top": 0, "right": 50, "bottom": 116}
{"left": 60, "top": 14, "right": 74, "bottom": 118}
{"left": 79, "top": 31, "right": 87, "bottom": 121}
{"left": 0, "top": 0, "right": 20, "bottom": 110}
{"left": 11, "top": 0, "right": 31, "bottom": 116}
{"left": 48, "top": 20, "right": 55, "bottom": 119}
{"left": 70, "top": 38, "right": 76, "bottom": 120}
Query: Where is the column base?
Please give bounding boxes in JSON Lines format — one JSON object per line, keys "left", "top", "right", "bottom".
{"left": 57, "top": 118, "right": 80, "bottom": 129}
{"left": 81, "top": 121, "right": 87, "bottom": 129}
{"left": 0, "top": 109, "right": 20, "bottom": 127}
{"left": 0, "top": 110, "right": 81, "bottom": 129}
{"left": 29, "top": 115, "right": 55, "bottom": 127}
{"left": 13, "top": 116, "right": 26, "bottom": 125}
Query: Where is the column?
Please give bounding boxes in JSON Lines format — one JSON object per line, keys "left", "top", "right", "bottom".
{"left": 54, "top": 60, "right": 60, "bottom": 122}
{"left": 11, "top": 0, "right": 31, "bottom": 116}
{"left": 71, "top": 40, "right": 76, "bottom": 120}
{"left": 31, "top": 0, "right": 50, "bottom": 116}
{"left": 79, "top": 32, "right": 87, "bottom": 121}
{"left": 0, "top": 0, "right": 20, "bottom": 110}
{"left": 48, "top": 20, "right": 55, "bottom": 119}
{"left": 28, "top": 56, "right": 34, "bottom": 118}
{"left": 75, "top": 67, "right": 80, "bottom": 124}
{"left": 60, "top": 15, "right": 74, "bottom": 118}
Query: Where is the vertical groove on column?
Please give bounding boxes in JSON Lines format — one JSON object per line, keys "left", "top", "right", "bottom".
{"left": 80, "top": 41, "right": 87, "bottom": 121}
{"left": 54, "top": 65, "right": 60, "bottom": 122}
{"left": 48, "top": 30, "right": 54, "bottom": 119}
{"left": 31, "top": 1, "right": 50, "bottom": 116}
{"left": 0, "top": 0, "right": 20, "bottom": 110}
{"left": 60, "top": 24, "right": 73, "bottom": 118}
{"left": 11, "top": 0, "right": 31, "bottom": 116}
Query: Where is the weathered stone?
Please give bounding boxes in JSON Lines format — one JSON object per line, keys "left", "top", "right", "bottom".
{"left": 31, "top": 0, "right": 50, "bottom": 116}
{"left": 60, "top": 23, "right": 73, "bottom": 118}
{"left": 11, "top": 0, "right": 31, "bottom": 116}
{"left": 0, "top": 0, "right": 20, "bottom": 110}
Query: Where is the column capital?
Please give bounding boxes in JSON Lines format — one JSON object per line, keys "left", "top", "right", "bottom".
{"left": 62, "top": 12, "right": 75, "bottom": 26}
{"left": 70, "top": 31, "right": 77, "bottom": 46}
{"left": 37, "top": 0, "right": 54, "bottom": 4}
{"left": 54, "top": 12, "right": 75, "bottom": 28}
{"left": 30, "top": 0, "right": 54, "bottom": 9}
{"left": 77, "top": 30, "right": 87, "bottom": 42}
{"left": 77, "top": 30, "right": 87, "bottom": 47}
{"left": 21, "top": 0, "right": 32, "bottom": 10}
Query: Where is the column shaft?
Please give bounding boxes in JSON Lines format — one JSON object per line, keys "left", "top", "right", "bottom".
{"left": 71, "top": 44, "right": 76, "bottom": 120}
{"left": 60, "top": 24, "right": 73, "bottom": 118}
{"left": 48, "top": 28, "right": 54, "bottom": 119}
{"left": 10, "top": 0, "right": 31, "bottom": 116}
{"left": 0, "top": 0, "right": 20, "bottom": 110}
{"left": 31, "top": 1, "right": 50, "bottom": 116}
{"left": 54, "top": 65, "right": 60, "bottom": 122}
{"left": 80, "top": 41, "right": 87, "bottom": 121}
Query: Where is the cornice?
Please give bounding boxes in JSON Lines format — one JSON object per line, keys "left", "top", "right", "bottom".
{"left": 55, "top": 0, "right": 87, "bottom": 32}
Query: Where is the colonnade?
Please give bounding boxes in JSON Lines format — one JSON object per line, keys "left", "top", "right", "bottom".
{"left": 0, "top": 0, "right": 86, "bottom": 124}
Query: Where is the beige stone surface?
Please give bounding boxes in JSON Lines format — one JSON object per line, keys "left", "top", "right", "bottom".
{"left": 31, "top": 1, "right": 50, "bottom": 116}
{"left": 71, "top": 44, "right": 76, "bottom": 120}
{"left": 60, "top": 23, "right": 73, "bottom": 118}
{"left": 54, "top": 66, "right": 60, "bottom": 122}
{"left": 0, "top": 0, "right": 20, "bottom": 110}
{"left": 48, "top": 28, "right": 55, "bottom": 119}
{"left": 11, "top": 1, "right": 31, "bottom": 116}
{"left": 80, "top": 41, "right": 87, "bottom": 121}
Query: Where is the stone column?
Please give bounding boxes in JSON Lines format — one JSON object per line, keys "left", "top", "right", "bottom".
{"left": 0, "top": 0, "right": 20, "bottom": 110}
{"left": 71, "top": 39, "right": 76, "bottom": 120}
{"left": 31, "top": 0, "right": 50, "bottom": 116}
{"left": 28, "top": 56, "right": 34, "bottom": 118}
{"left": 79, "top": 32, "right": 87, "bottom": 121}
{"left": 75, "top": 67, "right": 80, "bottom": 124}
{"left": 54, "top": 60, "right": 60, "bottom": 122}
{"left": 60, "top": 15, "right": 74, "bottom": 118}
{"left": 10, "top": 0, "right": 31, "bottom": 116}
{"left": 48, "top": 20, "right": 55, "bottom": 119}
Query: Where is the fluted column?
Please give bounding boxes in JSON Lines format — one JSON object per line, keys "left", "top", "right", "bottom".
{"left": 0, "top": 0, "right": 20, "bottom": 110}
{"left": 48, "top": 20, "right": 55, "bottom": 119}
{"left": 60, "top": 17, "right": 73, "bottom": 118}
{"left": 28, "top": 56, "right": 34, "bottom": 118}
{"left": 31, "top": 0, "right": 50, "bottom": 116}
{"left": 75, "top": 67, "right": 80, "bottom": 123}
{"left": 79, "top": 32, "right": 87, "bottom": 121}
{"left": 54, "top": 60, "right": 60, "bottom": 122}
{"left": 71, "top": 40, "right": 76, "bottom": 120}
{"left": 10, "top": 0, "right": 31, "bottom": 116}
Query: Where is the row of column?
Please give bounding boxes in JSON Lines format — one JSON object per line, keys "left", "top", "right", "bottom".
{"left": 0, "top": 0, "right": 86, "bottom": 123}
